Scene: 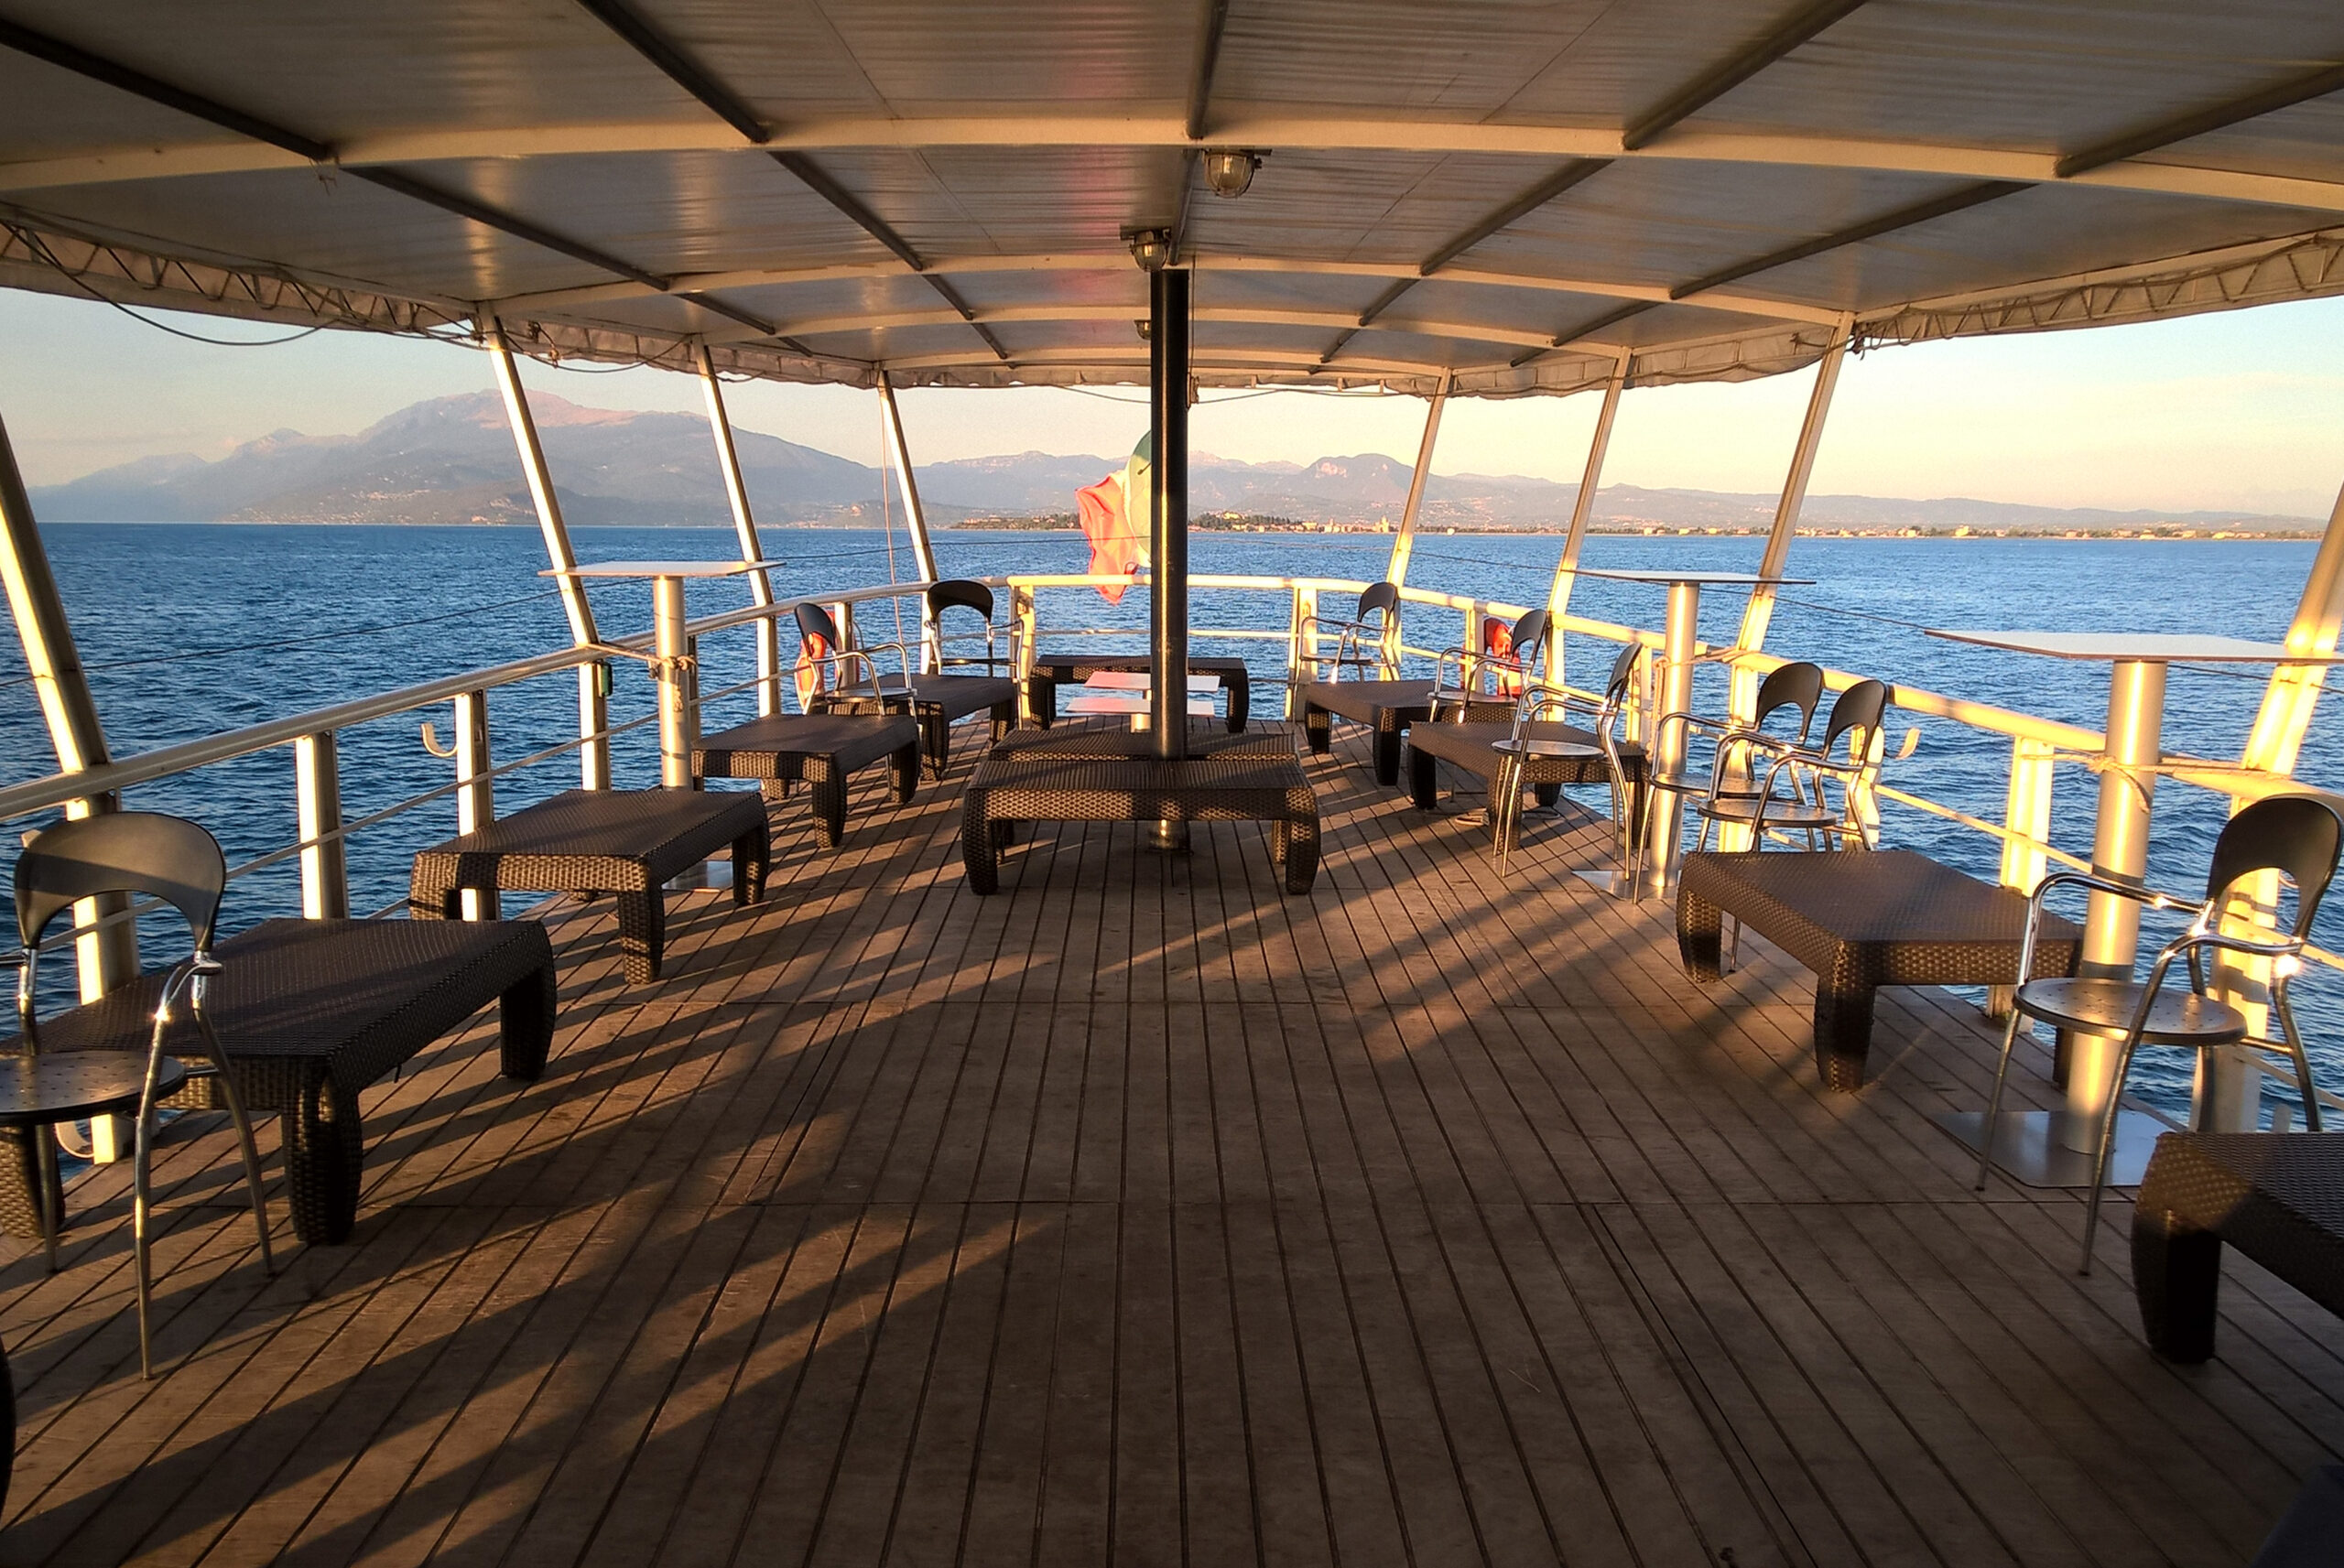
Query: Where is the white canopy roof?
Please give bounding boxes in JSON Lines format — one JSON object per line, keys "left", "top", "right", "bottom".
{"left": 1, "top": 1, "right": 2340, "bottom": 396}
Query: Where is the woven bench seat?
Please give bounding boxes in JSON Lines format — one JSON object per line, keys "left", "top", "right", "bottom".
{"left": 410, "top": 787, "right": 768, "bottom": 983}
{"left": 2132, "top": 1131, "right": 2344, "bottom": 1361}
{"left": 961, "top": 752, "right": 1318, "bottom": 894}
{"left": 1300, "top": 678, "right": 1511, "bottom": 785}
{"left": 1028, "top": 654, "right": 1251, "bottom": 732}
{"left": 1404, "top": 718, "right": 1647, "bottom": 845}
{"left": 988, "top": 721, "right": 1296, "bottom": 760}
{"left": 819, "top": 673, "right": 1018, "bottom": 777}
{"left": 1677, "top": 849, "right": 2081, "bottom": 1091}
{"left": 0, "top": 916, "right": 554, "bottom": 1246}
{"left": 695, "top": 712, "right": 919, "bottom": 847}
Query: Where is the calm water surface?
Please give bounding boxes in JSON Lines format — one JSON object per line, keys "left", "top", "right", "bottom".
{"left": 1, "top": 523, "right": 2336, "bottom": 1121}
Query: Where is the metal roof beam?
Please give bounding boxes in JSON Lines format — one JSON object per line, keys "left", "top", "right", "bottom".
{"left": 1514, "top": 301, "right": 1655, "bottom": 366}
{"left": 1622, "top": 0, "right": 1872, "bottom": 151}
{"left": 1671, "top": 178, "right": 2029, "bottom": 299}
{"left": 573, "top": 0, "right": 770, "bottom": 144}
{"left": 0, "top": 17, "right": 678, "bottom": 292}
{"left": 1418, "top": 159, "right": 1613, "bottom": 276}
{"left": 1186, "top": 0, "right": 1230, "bottom": 142}
{"left": 2056, "top": 58, "right": 2344, "bottom": 178}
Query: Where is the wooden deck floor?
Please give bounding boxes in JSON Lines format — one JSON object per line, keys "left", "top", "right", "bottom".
{"left": 3, "top": 722, "right": 2339, "bottom": 1566}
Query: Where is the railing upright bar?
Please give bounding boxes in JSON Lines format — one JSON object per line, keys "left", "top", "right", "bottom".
{"left": 294, "top": 730, "right": 349, "bottom": 920}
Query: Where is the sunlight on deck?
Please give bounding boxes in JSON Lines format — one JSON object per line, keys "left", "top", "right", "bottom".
{"left": 0, "top": 724, "right": 2336, "bottom": 1567}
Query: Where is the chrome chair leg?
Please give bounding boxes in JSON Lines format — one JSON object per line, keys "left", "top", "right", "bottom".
{"left": 1975, "top": 1008, "right": 2029, "bottom": 1191}
{"left": 132, "top": 1049, "right": 162, "bottom": 1379}
{"left": 2079, "top": 1031, "right": 2148, "bottom": 1275}
{"left": 197, "top": 1014, "right": 275, "bottom": 1276}
{"left": 2274, "top": 990, "right": 2326, "bottom": 1133}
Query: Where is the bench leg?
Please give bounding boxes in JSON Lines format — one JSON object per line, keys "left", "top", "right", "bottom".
{"left": 499, "top": 961, "right": 558, "bottom": 1081}
{"left": 2132, "top": 1206, "right": 2222, "bottom": 1362}
{"left": 1406, "top": 743, "right": 1439, "bottom": 810}
{"left": 0, "top": 1129, "right": 61, "bottom": 1243}
{"left": 808, "top": 756, "right": 847, "bottom": 849}
{"left": 990, "top": 699, "right": 1015, "bottom": 742}
{"left": 1227, "top": 675, "right": 1248, "bottom": 733}
{"left": 408, "top": 870, "right": 460, "bottom": 921}
{"left": 1304, "top": 706, "right": 1330, "bottom": 755}
{"left": 891, "top": 741, "right": 919, "bottom": 804}
{"left": 1032, "top": 677, "right": 1058, "bottom": 730}
{"left": 1677, "top": 892, "right": 1725, "bottom": 981}
{"left": 1811, "top": 984, "right": 1875, "bottom": 1091}
{"left": 1283, "top": 811, "right": 1320, "bottom": 894}
{"left": 961, "top": 789, "right": 999, "bottom": 894}
{"left": 616, "top": 891, "right": 666, "bottom": 983}
{"left": 1373, "top": 728, "right": 1403, "bottom": 786}
{"left": 733, "top": 822, "right": 768, "bottom": 904}
{"left": 287, "top": 1076, "right": 364, "bottom": 1246}
{"left": 920, "top": 708, "right": 950, "bottom": 779}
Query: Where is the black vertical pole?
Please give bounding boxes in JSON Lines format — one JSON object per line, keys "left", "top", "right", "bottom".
{"left": 1149, "top": 266, "right": 1190, "bottom": 759}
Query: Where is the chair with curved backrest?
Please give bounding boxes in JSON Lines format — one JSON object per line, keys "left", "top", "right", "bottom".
{"left": 927, "top": 579, "right": 1013, "bottom": 676}
{"left": 1488, "top": 639, "right": 1649, "bottom": 881}
{"left": 3, "top": 811, "right": 274, "bottom": 1377}
{"left": 1693, "top": 676, "right": 1889, "bottom": 852}
{"left": 1430, "top": 608, "right": 1551, "bottom": 714}
{"left": 794, "top": 589, "right": 1020, "bottom": 777}
{"left": 1649, "top": 660, "right": 1826, "bottom": 802}
{"left": 1980, "top": 792, "right": 2344, "bottom": 1273}
{"left": 1303, "top": 580, "right": 1403, "bottom": 681}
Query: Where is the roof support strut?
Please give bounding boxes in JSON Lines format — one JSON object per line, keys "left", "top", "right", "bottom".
{"left": 876, "top": 372, "right": 942, "bottom": 665}
{"left": 1384, "top": 373, "right": 1450, "bottom": 586}
{"left": 1731, "top": 313, "right": 1851, "bottom": 701}
{"left": 1622, "top": 0, "right": 1872, "bottom": 150}
{"left": 1547, "top": 349, "right": 1633, "bottom": 624}
{"left": 488, "top": 319, "right": 610, "bottom": 788}
{"left": 0, "top": 404, "right": 137, "bottom": 1007}
{"left": 695, "top": 340, "right": 781, "bottom": 715}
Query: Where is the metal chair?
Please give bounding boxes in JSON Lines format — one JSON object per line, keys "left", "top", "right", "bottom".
{"left": 794, "top": 600, "right": 917, "bottom": 704}
{"left": 1648, "top": 660, "right": 1826, "bottom": 801}
{"left": 925, "top": 579, "right": 1015, "bottom": 676}
{"left": 1429, "top": 608, "right": 1551, "bottom": 715}
{"left": 2, "top": 812, "right": 275, "bottom": 1377}
{"left": 1492, "top": 640, "right": 1647, "bottom": 880}
{"left": 1301, "top": 581, "right": 1402, "bottom": 681}
{"left": 1979, "top": 792, "right": 2342, "bottom": 1274}
{"left": 1692, "top": 677, "right": 1889, "bottom": 852}
{"left": 796, "top": 595, "right": 1019, "bottom": 777}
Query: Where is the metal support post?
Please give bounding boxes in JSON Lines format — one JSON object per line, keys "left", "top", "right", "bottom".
{"left": 1010, "top": 584, "right": 1038, "bottom": 721}
{"left": 653, "top": 574, "right": 700, "bottom": 788}
{"left": 2064, "top": 658, "right": 2165, "bottom": 1152}
{"left": 488, "top": 319, "right": 608, "bottom": 788}
{"left": 294, "top": 730, "right": 349, "bottom": 920}
{"left": 696, "top": 341, "right": 781, "bottom": 717}
{"left": 1547, "top": 350, "right": 1631, "bottom": 646}
{"left": 877, "top": 373, "right": 942, "bottom": 671}
{"left": 1640, "top": 581, "right": 1702, "bottom": 892}
{"left": 1150, "top": 266, "right": 1192, "bottom": 853}
{"left": 1287, "top": 585, "right": 1318, "bottom": 718}
{"left": 1, "top": 406, "right": 136, "bottom": 1162}
{"left": 455, "top": 689, "right": 494, "bottom": 920}
{"left": 1383, "top": 373, "right": 1449, "bottom": 587}
{"left": 1730, "top": 318, "right": 1851, "bottom": 720}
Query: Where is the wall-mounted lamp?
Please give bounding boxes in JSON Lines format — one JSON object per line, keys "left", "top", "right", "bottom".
{"left": 1201, "top": 148, "right": 1265, "bottom": 199}
{"left": 1121, "top": 226, "right": 1174, "bottom": 271}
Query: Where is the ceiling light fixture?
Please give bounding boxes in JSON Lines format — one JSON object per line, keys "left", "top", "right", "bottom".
{"left": 1202, "top": 148, "right": 1265, "bottom": 199}
{"left": 1122, "top": 226, "right": 1174, "bottom": 271}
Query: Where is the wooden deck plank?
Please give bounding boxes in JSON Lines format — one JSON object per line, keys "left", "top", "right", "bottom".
{"left": 0, "top": 723, "right": 2335, "bottom": 1566}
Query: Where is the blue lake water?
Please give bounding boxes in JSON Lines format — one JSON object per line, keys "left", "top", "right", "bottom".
{"left": 1, "top": 522, "right": 2337, "bottom": 1122}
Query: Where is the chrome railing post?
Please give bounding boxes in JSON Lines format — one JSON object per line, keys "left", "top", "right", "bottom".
{"left": 1287, "top": 585, "right": 1318, "bottom": 719}
{"left": 455, "top": 690, "right": 494, "bottom": 920}
{"left": 1461, "top": 600, "right": 1484, "bottom": 693}
{"left": 1011, "top": 583, "right": 1037, "bottom": 720}
{"left": 1987, "top": 735, "right": 2056, "bottom": 1014}
{"left": 294, "top": 730, "right": 348, "bottom": 920}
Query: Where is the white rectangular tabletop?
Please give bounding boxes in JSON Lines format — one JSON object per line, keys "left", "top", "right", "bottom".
{"left": 1083, "top": 671, "right": 1222, "bottom": 692}
{"left": 545, "top": 560, "right": 780, "bottom": 579}
{"left": 1067, "top": 692, "right": 1218, "bottom": 717}
{"left": 1571, "top": 568, "right": 1813, "bottom": 587}
{"left": 1925, "top": 630, "right": 2339, "bottom": 663}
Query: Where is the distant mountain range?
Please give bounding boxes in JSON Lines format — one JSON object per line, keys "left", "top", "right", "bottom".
{"left": 27, "top": 391, "right": 2323, "bottom": 536}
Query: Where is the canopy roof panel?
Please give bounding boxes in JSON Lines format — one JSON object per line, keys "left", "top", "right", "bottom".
{"left": 0, "top": 0, "right": 2339, "bottom": 396}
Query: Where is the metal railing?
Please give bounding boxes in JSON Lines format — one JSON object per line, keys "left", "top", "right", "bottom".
{"left": 6, "top": 568, "right": 2337, "bottom": 1044}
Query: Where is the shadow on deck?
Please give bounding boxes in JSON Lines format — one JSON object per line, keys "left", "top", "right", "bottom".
{"left": 0, "top": 722, "right": 2336, "bottom": 1566}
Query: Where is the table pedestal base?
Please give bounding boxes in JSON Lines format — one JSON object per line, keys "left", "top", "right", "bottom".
{"left": 1934, "top": 1108, "right": 2165, "bottom": 1189}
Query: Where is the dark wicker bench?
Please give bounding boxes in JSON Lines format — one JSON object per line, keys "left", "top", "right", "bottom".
{"left": 820, "top": 673, "right": 1019, "bottom": 778}
{"left": 988, "top": 720, "right": 1295, "bottom": 760}
{"left": 1028, "top": 654, "right": 1251, "bottom": 732}
{"left": 1300, "top": 678, "right": 1511, "bottom": 785}
{"left": 961, "top": 752, "right": 1318, "bottom": 894}
{"left": 410, "top": 787, "right": 768, "bottom": 983}
{"left": 1677, "top": 849, "right": 2081, "bottom": 1091}
{"left": 0, "top": 917, "right": 555, "bottom": 1246}
{"left": 695, "top": 712, "right": 920, "bottom": 847}
{"left": 2132, "top": 1131, "right": 2344, "bottom": 1362}
{"left": 1404, "top": 718, "right": 1646, "bottom": 845}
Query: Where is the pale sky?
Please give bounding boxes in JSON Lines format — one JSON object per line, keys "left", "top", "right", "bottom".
{"left": 3, "top": 285, "right": 2342, "bottom": 516}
